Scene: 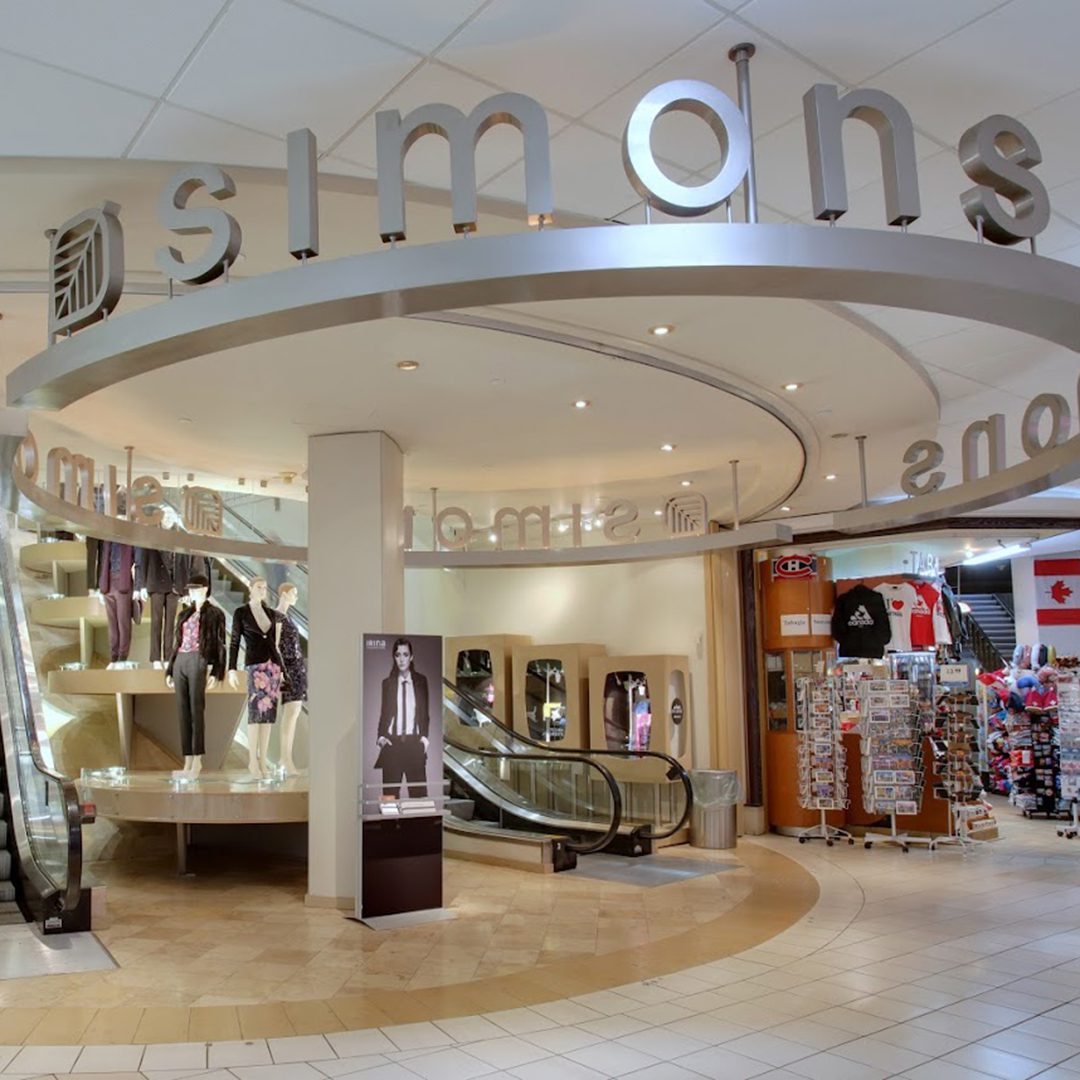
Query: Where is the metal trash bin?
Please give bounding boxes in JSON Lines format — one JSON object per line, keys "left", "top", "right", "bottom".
{"left": 690, "top": 769, "right": 741, "bottom": 849}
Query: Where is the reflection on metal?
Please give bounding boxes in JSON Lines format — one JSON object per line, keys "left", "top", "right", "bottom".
{"left": 155, "top": 164, "right": 242, "bottom": 285}
{"left": 622, "top": 80, "right": 750, "bottom": 216}
{"left": 959, "top": 114, "right": 1050, "bottom": 245}
{"left": 803, "top": 84, "right": 921, "bottom": 226}
{"left": 961, "top": 413, "right": 1007, "bottom": 482}
{"left": 47, "top": 202, "right": 124, "bottom": 342}
{"left": 376, "top": 94, "right": 553, "bottom": 242}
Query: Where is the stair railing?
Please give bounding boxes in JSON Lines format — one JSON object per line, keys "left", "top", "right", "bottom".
{"left": 961, "top": 610, "right": 1005, "bottom": 672}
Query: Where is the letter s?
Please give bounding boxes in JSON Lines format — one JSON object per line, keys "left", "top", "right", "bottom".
{"left": 958, "top": 115, "right": 1049, "bottom": 245}
{"left": 155, "top": 164, "right": 241, "bottom": 283}
{"left": 602, "top": 499, "right": 640, "bottom": 541}
{"left": 900, "top": 439, "right": 945, "bottom": 496}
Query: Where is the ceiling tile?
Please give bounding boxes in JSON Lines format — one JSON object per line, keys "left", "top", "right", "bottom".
{"left": 333, "top": 61, "right": 568, "bottom": 187}
{"left": 168, "top": 0, "right": 417, "bottom": 144}
{"left": 0, "top": 0, "right": 225, "bottom": 97}
{"left": 480, "top": 124, "right": 643, "bottom": 220}
{"left": 0, "top": 53, "right": 152, "bottom": 156}
{"left": 321, "top": 155, "right": 377, "bottom": 178}
{"left": 579, "top": 21, "right": 830, "bottom": 170}
{"left": 871, "top": 0, "right": 1080, "bottom": 146}
{"left": 128, "top": 103, "right": 286, "bottom": 168}
{"left": 437, "top": 0, "right": 723, "bottom": 118}
{"left": 1020, "top": 87, "right": 1080, "bottom": 193}
{"left": 297, "top": 0, "right": 488, "bottom": 53}
{"left": 736, "top": 0, "right": 1004, "bottom": 85}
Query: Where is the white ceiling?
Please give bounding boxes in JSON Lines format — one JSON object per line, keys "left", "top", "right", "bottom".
{"left": 2, "top": 0, "right": 1080, "bottom": 518}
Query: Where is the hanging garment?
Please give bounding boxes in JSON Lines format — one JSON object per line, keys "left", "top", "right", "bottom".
{"left": 831, "top": 584, "right": 892, "bottom": 659}
{"left": 909, "top": 582, "right": 939, "bottom": 648}
{"left": 228, "top": 603, "right": 284, "bottom": 671}
{"left": 875, "top": 581, "right": 920, "bottom": 652}
{"left": 940, "top": 584, "right": 963, "bottom": 647}
{"left": 278, "top": 613, "right": 307, "bottom": 705}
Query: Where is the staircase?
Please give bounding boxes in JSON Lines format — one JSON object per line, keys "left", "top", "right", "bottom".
{"left": 0, "top": 776, "right": 26, "bottom": 924}
{"left": 962, "top": 593, "right": 1016, "bottom": 666}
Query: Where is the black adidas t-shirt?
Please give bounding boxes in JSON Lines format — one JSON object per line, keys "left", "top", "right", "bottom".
{"left": 831, "top": 584, "right": 892, "bottom": 659}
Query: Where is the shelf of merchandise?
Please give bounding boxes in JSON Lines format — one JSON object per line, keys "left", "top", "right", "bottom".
{"left": 1058, "top": 682, "right": 1080, "bottom": 838}
{"left": 794, "top": 676, "right": 853, "bottom": 846}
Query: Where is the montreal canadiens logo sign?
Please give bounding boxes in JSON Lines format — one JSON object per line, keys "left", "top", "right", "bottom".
{"left": 771, "top": 554, "right": 817, "bottom": 580}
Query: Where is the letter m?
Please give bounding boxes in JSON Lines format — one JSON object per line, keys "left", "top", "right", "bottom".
{"left": 46, "top": 448, "right": 95, "bottom": 510}
{"left": 376, "top": 93, "right": 553, "bottom": 242}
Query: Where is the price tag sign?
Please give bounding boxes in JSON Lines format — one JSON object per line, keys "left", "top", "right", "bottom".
{"left": 938, "top": 663, "right": 970, "bottom": 684}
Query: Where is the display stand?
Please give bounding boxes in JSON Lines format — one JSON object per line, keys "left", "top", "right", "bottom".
{"left": 860, "top": 679, "right": 926, "bottom": 851}
{"left": 930, "top": 674, "right": 982, "bottom": 853}
{"left": 794, "top": 676, "right": 853, "bottom": 846}
{"left": 1058, "top": 683, "right": 1080, "bottom": 838}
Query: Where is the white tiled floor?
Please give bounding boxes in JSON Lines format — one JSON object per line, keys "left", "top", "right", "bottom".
{"left": 21, "top": 817, "right": 1080, "bottom": 1078}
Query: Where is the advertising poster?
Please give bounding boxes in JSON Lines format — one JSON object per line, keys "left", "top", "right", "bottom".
{"left": 361, "top": 633, "right": 443, "bottom": 810}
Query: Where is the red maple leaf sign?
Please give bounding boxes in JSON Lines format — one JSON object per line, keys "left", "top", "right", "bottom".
{"left": 1051, "top": 579, "right": 1074, "bottom": 605}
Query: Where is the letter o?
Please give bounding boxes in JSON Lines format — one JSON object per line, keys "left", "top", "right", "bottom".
{"left": 1021, "top": 393, "right": 1071, "bottom": 458}
{"left": 622, "top": 80, "right": 750, "bottom": 217}
{"left": 435, "top": 506, "right": 474, "bottom": 550}
{"left": 16, "top": 432, "right": 38, "bottom": 484}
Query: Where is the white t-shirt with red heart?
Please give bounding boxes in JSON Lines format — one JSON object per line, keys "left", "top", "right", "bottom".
{"left": 875, "top": 581, "right": 919, "bottom": 652}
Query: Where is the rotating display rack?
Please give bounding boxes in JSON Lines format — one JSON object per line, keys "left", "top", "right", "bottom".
{"left": 794, "top": 676, "right": 853, "bottom": 846}
{"left": 860, "top": 679, "right": 927, "bottom": 851}
{"left": 931, "top": 684, "right": 983, "bottom": 851}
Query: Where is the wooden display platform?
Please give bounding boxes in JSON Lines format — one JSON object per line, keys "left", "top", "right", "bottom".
{"left": 30, "top": 594, "right": 106, "bottom": 628}
{"left": 49, "top": 667, "right": 247, "bottom": 696}
{"left": 80, "top": 769, "right": 308, "bottom": 873}
{"left": 20, "top": 539, "right": 86, "bottom": 575}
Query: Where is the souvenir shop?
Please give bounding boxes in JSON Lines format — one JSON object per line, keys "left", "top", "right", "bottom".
{"left": 760, "top": 543, "right": 1018, "bottom": 851}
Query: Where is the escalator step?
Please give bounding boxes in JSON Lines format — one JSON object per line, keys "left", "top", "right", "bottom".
{"left": 0, "top": 881, "right": 13, "bottom": 902}
{"left": 0, "top": 821, "right": 6, "bottom": 848}
{"left": 0, "top": 850, "right": 10, "bottom": 880}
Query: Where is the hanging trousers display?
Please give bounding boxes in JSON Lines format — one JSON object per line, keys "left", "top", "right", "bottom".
{"left": 96, "top": 541, "right": 136, "bottom": 662}
{"left": 149, "top": 590, "right": 179, "bottom": 664}
{"left": 172, "top": 651, "right": 207, "bottom": 756}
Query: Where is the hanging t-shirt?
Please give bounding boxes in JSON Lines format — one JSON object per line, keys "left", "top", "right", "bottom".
{"left": 831, "top": 584, "right": 892, "bottom": 659}
{"left": 875, "top": 581, "right": 919, "bottom": 653}
{"left": 910, "top": 582, "right": 946, "bottom": 648}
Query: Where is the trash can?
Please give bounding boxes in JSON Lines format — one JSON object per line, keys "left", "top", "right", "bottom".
{"left": 690, "top": 769, "right": 741, "bottom": 849}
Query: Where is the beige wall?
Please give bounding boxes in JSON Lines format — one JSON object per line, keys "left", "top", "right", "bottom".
{"left": 405, "top": 557, "right": 715, "bottom": 765}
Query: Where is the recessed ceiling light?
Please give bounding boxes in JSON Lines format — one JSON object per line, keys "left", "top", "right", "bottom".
{"left": 648, "top": 324, "right": 674, "bottom": 337}
{"left": 488, "top": 532, "right": 497, "bottom": 542}
{"left": 824, "top": 473, "right": 837, "bottom": 481}
{"left": 680, "top": 479, "right": 692, "bottom": 487}
{"left": 557, "top": 522, "right": 570, "bottom": 533}
{"left": 397, "top": 360, "right": 420, "bottom": 371}
{"left": 784, "top": 382, "right": 801, "bottom": 391}
{"left": 660, "top": 443, "right": 675, "bottom": 452}
{"left": 781, "top": 506, "right": 791, "bottom": 512}
{"left": 574, "top": 399, "right": 590, "bottom": 409}
{"left": 653, "top": 509, "right": 663, "bottom": 517}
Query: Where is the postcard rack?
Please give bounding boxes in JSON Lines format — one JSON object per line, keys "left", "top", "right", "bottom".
{"left": 794, "top": 676, "right": 853, "bottom": 846}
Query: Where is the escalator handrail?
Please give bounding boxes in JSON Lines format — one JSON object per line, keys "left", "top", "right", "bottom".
{"left": 0, "top": 518, "right": 83, "bottom": 914}
{"left": 443, "top": 726, "right": 623, "bottom": 855}
{"left": 447, "top": 678, "right": 693, "bottom": 841}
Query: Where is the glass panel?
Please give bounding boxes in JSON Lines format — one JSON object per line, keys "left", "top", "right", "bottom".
{"left": 524, "top": 659, "right": 567, "bottom": 742}
{"left": 602, "top": 671, "right": 651, "bottom": 751}
{"left": 766, "top": 652, "right": 788, "bottom": 732}
{"left": 455, "top": 649, "right": 495, "bottom": 708}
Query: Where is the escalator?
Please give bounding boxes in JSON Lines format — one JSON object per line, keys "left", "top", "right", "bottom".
{"left": 443, "top": 679, "right": 692, "bottom": 866}
{"left": 0, "top": 514, "right": 87, "bottom": 932}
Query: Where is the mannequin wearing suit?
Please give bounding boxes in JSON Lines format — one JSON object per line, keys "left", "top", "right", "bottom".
{"left": 376, "top": 637, "right": 430, "bottom": 800}
{"left": 87, "top": 538, "right": 138, "bottom": 665}
{"left": 137, "top": 544, "right": 213, "bottom": 668}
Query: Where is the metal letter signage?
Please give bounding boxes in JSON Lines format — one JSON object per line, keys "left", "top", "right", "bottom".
{"left": 900, "top": 439, "right": 945, "bottom": 496}
{"left": 803, "top": 84, "right": 920, "bottom": 226}
{"left": 1021, "top": 393, "right": 1071, "bottom": 458}
{"left": 155, "top": 163, "right": 242, "bottom": 284}
{"left": 959, "top": 114, "right": 1050, "bottom": 245}
{"left": 376, "top": 93, "right": 553, "bottom": 242}
{"left": 181, "top": 485, "right": 224, "bottom": 536}
{"left": 47, "top": 201, "right": 124, "bottom": 342}
{"left": 622, "top": 80, "right": 750, "bottom": 216}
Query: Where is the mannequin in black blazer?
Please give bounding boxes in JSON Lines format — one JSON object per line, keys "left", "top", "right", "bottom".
{"left": 375, "top": 638, "right": 430, "bottom": 799}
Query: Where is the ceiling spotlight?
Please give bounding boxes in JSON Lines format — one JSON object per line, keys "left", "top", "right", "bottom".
{"left": 397, "top": 360, "right": 420, "bottom": 371}
{"left": 660, "top": 443, "right": 675, "bottom": 452}
{"left": 784, "top": 382, "right": 801, "bottom": 392}
{"left": 574, "top": 399, "right": 590, "bottom": 409}
{"left": 781, "top": 506, "right": 791, "bottom": 512}
{"left": 653, "top": 509, "right": 663, "bottom": 517}
{"left": 488, "top": 532, "right": 498, "bottom": 543}
{"left": 557, "top": 521, "right": 570, "bottom": 533}
{"left": 824, "top": 473, "right": 837, "bottom": 481}
{"left": 648, "top": 324, "right": 674, "bottom": 337}
{"left": 583, "top": 520, "right": 593, "bottom": 531}
{"left": 680, "top": 479, "right": 692, "bottom": 487}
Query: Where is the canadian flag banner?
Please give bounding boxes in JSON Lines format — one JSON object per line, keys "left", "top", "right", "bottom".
{"left": 1035, "top": 559, "right": 1080, "bottom": 625}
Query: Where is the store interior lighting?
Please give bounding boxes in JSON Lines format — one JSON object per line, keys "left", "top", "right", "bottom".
{"left": 962, "top": 542, "right": 1031, "bottom": 566}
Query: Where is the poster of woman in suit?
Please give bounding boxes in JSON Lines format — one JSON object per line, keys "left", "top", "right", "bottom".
{"left": 362, "top": 633, "right": 442, "bottom": 805}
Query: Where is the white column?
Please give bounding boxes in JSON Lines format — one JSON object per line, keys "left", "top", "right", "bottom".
{"left": 307, "top": 431, "right": 403, "bottom": 907}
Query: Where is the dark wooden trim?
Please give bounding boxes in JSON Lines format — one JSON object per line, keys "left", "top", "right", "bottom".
{"left": 755, "top": 516, "right": 1078, "bottom": 549}
{"left": 738, "top": 548, "right": 764, "bottom": 807}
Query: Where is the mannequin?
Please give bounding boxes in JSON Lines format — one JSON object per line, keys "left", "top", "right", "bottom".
{"left": 275, "top": 583, "right": 306, "bottom": 775}
{"left": 228, "top": 578, "right": 285, "bottom": 779}
{"left": 88, "top": 538, "right": 138, "bottom": 666}
{"left": 164, "top": 575, "right": 226, "bottom": 780}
